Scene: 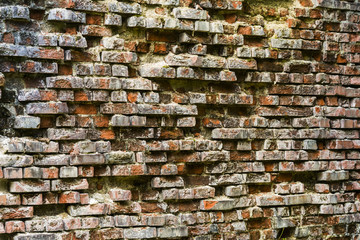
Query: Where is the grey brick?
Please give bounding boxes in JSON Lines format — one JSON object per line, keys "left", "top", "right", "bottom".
{"left": 14, "top": 116, "right": 40, "bottom": 129}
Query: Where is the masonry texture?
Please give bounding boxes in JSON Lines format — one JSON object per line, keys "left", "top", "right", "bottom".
{"left": 0, "top": 0, "right": 359, "bottom": 239}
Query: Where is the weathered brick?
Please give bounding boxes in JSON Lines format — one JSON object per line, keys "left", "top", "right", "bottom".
{"left": 26, "top": 103, "right": 68, "bottom": 114}
{"left": 109, "top": 189, "right": 132, "bottom": 201}
{"left": 212, "top": 128, "right": 248, "bottom": 139}
{"left": 227, "top": 58, "right": 257, "bottom": 70}
{"left": 108, "top": 2, "right": 141, "bottom": 14}
{"left": 59, "top": 166, "right": 78, "bottom": 178}
{"left": 225, "top": 185, "right": 248, "bottom": 196}
{"left": 139, "top": 63, "right": 176, "bottom": 78}
{"left": 51, "top": 179, "right": 88, "bottom": 191}
{"left": 0, "top": 6, "right": 30, "bottom": 20}
{"left": 80, "top": 25, "right": 112, "bottom": 37}
{"left": 102, "top": 51, "right": 138, "bottom": 63}
{"left": 14, "top": 233, "right": 59, "bottom": 240}
{"left": 158, "top": 226, "right": 188, "bottom": 238}
{"left": 104, "top": 151, "right": 135, "bottom": 164}
{"left": 10, "top": 180, "right": 50, "bottom": 193}
{"left": 70, "top": 154, "right": 105, "bottom": 165}
{"left": 123, "top": 227, "right": 157, "bottom": 239}
{"left": 200, "top": 199, "right": 234, "bottom": 210}
{"left": 5, "top": 221, "right": 25, "bottom": 233}
{"left": 59, "top": 191, "right": 80, "bottom": 204}
{"left": 59, "top": 35, "right": 87, "bottom": 48}
{"left": 172, "top": 8, "right": 207, "bottom": 20}
{"left": 317, "top": 171, "right": 349, "bottom": 181}
{"left": 151, "top": 176, "right": 184, "bottom": 188}
{"left": 68, "top": 203, "right": 110, "bottom": 216}
{"left": 47, "top": 128, "right": 87, "bottom": 140}
{"left": 104, "top": 14, "right": 122, "bottom": 26}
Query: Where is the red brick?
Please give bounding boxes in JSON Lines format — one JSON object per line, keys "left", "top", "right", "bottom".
{"left": 59, "top": 191, "right": 80, "bottom": 204}
{"left": 86, "top": 14, "right": 102, "bottom": 25}
{"left": 154, "top": 43, "right": 168, "bottom": 54}
{"left": 5, "top": 221, "right": 25, "bottom": 233}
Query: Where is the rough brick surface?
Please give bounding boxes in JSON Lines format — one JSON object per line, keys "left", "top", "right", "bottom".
{"left": 0, "top": 0, "right": 359, "bottom": 239}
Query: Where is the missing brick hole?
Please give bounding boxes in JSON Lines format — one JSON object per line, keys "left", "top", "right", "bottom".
{"left": 292, "top": 171, "right": 318, "bottom": 183}
{"left": 277, "top": 227, "right": 295, "bottom": 239}
{"left": 243, "top": 0, "right": 294, "bottom": 10}
{"left": 34, "top": 205, "right": 67, "bottom": 217}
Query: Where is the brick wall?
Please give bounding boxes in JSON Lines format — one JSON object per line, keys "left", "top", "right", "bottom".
{"left": 0, "top": 0, "right": 359, "bottom": 239}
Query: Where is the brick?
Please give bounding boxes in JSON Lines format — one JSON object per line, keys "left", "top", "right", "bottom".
{"left": 257, "top": 106, "right": 313, "bottom": 117}
{"left": 177, "top": 117, "right": 196, "bottom": 127}
{"left": 114, "top": 215, "right": 130, "bottom": 227}
{"left": 102, "top": 51, "right": 138, "bottom": 63}
{"left": 81, "top": 217, "right": 99, "bottom": 229}
{"left": 105, "top": 13, "right": 122, "bottom": 26}
{"left": 23, "top": 167, "right": 42, "bottom": 179}
{"left": 35, "top": 155, "right": 69, "bottom": 166}
{"left": 26, "top": 103, "right": 68, "bottom": 114}
{"left": 151, "top": 176, "right": 184, "bottom": 188}
{"left": 227, "top": 58, "right": 257, "bottom": 70}
{"left": 25, "top": 220, "right": 45, "bottom": 232}
{"left": 172, "top": 7, "right": 207, "bottom": 19}
{"left": 317, "top": 171, "right": 349, "bottom": 181}
{"left": 104, "top": 151, "right": 135, "bottom": 164}
{"left": 14, "top": 233, "right": 59, "bottom": 240}
{"left": 10, "top": 180, "right": 50, "bottom": 193}
{"left": 271, "top": 38, "right": 302, "bottom": 49}
{"left": 210, "top": 174, "right": 246, "bottom": 185}
{"left": 58, "top": 191, "right": 80, "bottom": 204}
{"left": 80, "top": 25, "right": 112, "bottom": 37}
{"left": 47, "top": 9, "right": 85, "bottom": 23}
{"left": 158, "top": 226, "right": 188, "bottom": 238}
{"left": 246, "top": 72, "right": 274, "bottom": 83}
{"left": 123, "top": 227, "right": 156, "bottom": 239}
{"left": 200, "top": 199, "right": 234, "bottom": 210}
{"left": 109, "top": 189, "right": 132, "bottom": 201}
{"left": 112, "top": 65, "right": 128, "bottom": 77}
{"left": 212, "top": 128, "right": 248, "bottom": 139}
{"left": 59, "top": 166, "right": 78, "bottom": 178}
{"left": 108, "top": 2, "right": 142, "bottom": 14}
{"left": 139, "top": 63, "right": 175, "bottom": 78}
{"left": 5, "top": 221, "right": 25, "bottom": 233}
{"left": 201, "top": 151, "right": 230, "bottom": 162}
{"left": 193, "top": 186, "right": 215, "bottom": 199}
{"left": 111, "top": 115, "right": 146, "bottom": 127}
{"left": 46, "top": 219, "right": 63, "bottom": 231}
{"left": 165, "top": 53, "right": 202, "bottom": 67}
{"left": 47, "top": 128, "right": 87, "bottom": 140}
{"left": 142, "top": 152, "right": 167, "bottom": 163}
{"left": 213, "top": 34, "right": 243, "bottom": 45}
{"left": 4, "top": 168, "right": 22, "bottom": 179}
{"left": 68, "top": 203, "right": 110, "bottom": 217}
{"left": 256, "top": 194, "right": 286, "bottom": 206}
{"left": 70, "top": 154, "right": 105, "bottom": 165}
{"left": 160, "top": 164, "right": 178, "bottom": 175}
{"left": 63, "top": 218, "right": 81, "bottom": 230}
{"left": 0, "top": 6, "right": 30, "bottom": 20}
{"left": 51, "top": 179, "right": 88, "bottom": 191}
{"left": 22, "top": 194, "right": 42, "bottom": 205}
{"left": 0, "top": 155, "right": 33, "bottom": 167}
{"left": 225, "top": 185, "right": 248, "bottom": 196}
{"left": 0, "top": 207, "right": 33, "bottom": 220}
{"left": 286, "top": 194, "right": 312, "bottom": 205}
{"left": 59, "top": 35, "right": 87, "bottom": 48}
